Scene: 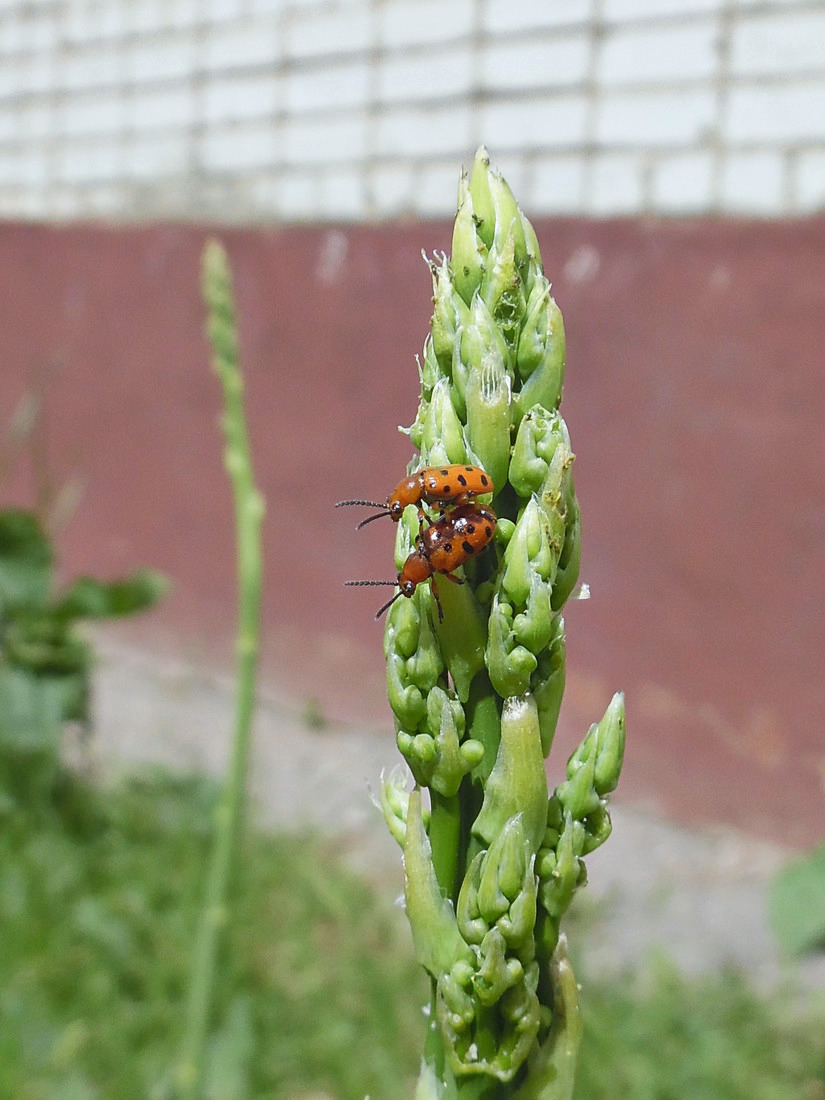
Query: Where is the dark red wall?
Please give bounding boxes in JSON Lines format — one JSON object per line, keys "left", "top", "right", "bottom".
{"left": 2, "top": 216, "right": 823, "bottom": 847}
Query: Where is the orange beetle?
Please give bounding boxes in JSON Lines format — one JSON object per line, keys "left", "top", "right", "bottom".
{"left": 337, "top": 464, "right": 494, "bottom": 528}
{"left": 346, "top": 502, "right": 497, "bottom": 620}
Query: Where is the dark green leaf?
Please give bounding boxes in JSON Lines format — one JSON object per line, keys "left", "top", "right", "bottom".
{"left": 54, "top": 672, "right": 89, "bottom": 724}
{"left": 3, "top": 613, "right": 90, "bottom": 676}
{"left": 52, "top": 569, "right": 170, "bottom": 621}
{"left": 0, "top": 510, "right": 53, "bottom": 611}
{"left": 0, "top": 664, "right": 65, "bottom": 807}
{"left": 0, "top": 665, "right": 64, "bottom": 752}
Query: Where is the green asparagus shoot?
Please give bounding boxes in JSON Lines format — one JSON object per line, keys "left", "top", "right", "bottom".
{"left": 376, "top": 148, "right": 626, "bottom": 1097}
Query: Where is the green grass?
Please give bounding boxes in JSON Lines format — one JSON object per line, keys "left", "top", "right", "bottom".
{"left": 575, "top": 962, "right": 825, "bottom": 1100}
{"left": 0, "top": 771, "right": 426, "bottom": 1100}
{"left": 1, "top": 770, "right": 823, "bottom": 1099}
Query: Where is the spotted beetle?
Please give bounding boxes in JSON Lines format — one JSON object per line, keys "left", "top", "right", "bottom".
{"left": 337, "top": 464, "right": 494, "bottom": 528}
{"left": 346, "top": 501, "right": 497, "bottom": 620}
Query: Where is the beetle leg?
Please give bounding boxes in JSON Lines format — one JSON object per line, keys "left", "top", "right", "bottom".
{"left": 440, "top": 571, "right": 464, "bottom": 585}
{"left": 430, "top": 576, "right": 445, "bottom": 621}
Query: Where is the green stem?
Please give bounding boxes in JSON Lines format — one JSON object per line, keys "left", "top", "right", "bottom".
{"left": 429, "top": 789, "right": 461, "bottom": 900}
{"left": 175, "top": 241, "right": 265, "bottom": 1100}
{"left": 422, "top": 980, "right": 447, "bottom": 1085}
{"left": 466, "top": 670, "right": 501, "bottom": 784}
{"left": 463, "top": 672, "right": 501, "bottom": 867}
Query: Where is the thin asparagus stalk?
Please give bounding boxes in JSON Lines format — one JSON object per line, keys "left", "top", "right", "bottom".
{"left": 175, "top": 240, "right": 265, "bottom": 1099}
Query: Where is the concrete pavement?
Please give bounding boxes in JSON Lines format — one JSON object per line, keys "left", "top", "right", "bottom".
{"left": 86, "top": 638, "right": 825, "bottom": 994}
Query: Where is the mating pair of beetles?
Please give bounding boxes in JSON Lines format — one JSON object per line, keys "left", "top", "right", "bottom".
{"left": 338, "top": 464, "right": 497, "bottom": 620}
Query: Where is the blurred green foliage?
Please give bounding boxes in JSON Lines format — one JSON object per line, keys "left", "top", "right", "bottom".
{"left": 575, "top": 959, "right": 825, "bottom": 1100}
{"left": 1, "top": 771, "right": 823, "bottom": 1099}
{"left": 771, "top": 842, "right": 825, "bottom": 955}
{"left": 0, "top": 771, "right": 426, "bottom": 1099}
{"left": 0, "top": 508, "right": 167, "bottom": 810}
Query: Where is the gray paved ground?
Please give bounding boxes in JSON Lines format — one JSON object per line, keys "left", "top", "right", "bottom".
{"left": 88, "top": 639, "right": 825, "bottom": 995}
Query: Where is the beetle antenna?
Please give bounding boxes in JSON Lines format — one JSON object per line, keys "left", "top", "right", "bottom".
{"left": 344, "top": 579, "right": 398, "bottom": 587}
{"left": 336, "top": 500, "right": 390, "bottom": 529}
{"left": 375, "top": 591, "right": 404, "bottom": 619}
{"left": 355, "top": 510, "right": 392, "bottom": 529}
{"left": 344, "top": 579, "right": 403, "bottom": 619}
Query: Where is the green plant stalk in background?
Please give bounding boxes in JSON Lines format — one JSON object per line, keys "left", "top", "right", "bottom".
{"left": 175, "top": 241, "right": 265, "bottom": 1100}
{"left": 379, "top": 148, "right": 626, "bottom": 1099}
